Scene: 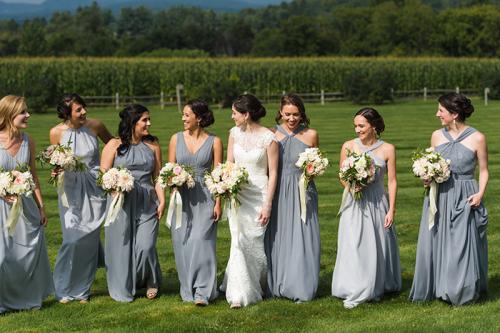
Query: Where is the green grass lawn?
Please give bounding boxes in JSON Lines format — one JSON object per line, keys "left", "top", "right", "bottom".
{"left": 1, "top": 99, "right": 500, "bottom": 332}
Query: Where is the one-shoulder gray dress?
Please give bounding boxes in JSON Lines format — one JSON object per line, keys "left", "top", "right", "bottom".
{"left": 265, "top": 125, "right": 320, "bottom": 302}
{"left": 105, "top": 141, "right": 162, "bottom": 302}
{"left": 171, "top": 133, "right": 218, "bottom": 303}
{"left": 332, "top": 139, "right": 401, "bottom": 308}
{"left": 53, "top": 126, "right": 106, "bottom": 302}
{"left": 410, "top": 127, "right": 488, "bottom": 305}
{"left": 0, "top": 133, "right": 54, "bottom": 313}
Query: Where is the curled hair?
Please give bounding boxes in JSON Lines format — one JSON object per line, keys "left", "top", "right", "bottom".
{"left": 0, "top": 95, "right": 27, "bottom": 137}
{"left": 275, "top": 93, "right": 310, "bottom": 126}
{"left": 438, "top": 92, "right": 474, "bottom": 122}
{"left": 185, "top": 100, "right": 214, "bottom": 128}
{"left": 117, "top": 104, "right": 157, "bottom": 156}
{"left": 233, "top": 94, "right": 266, "bottom": 122}
{"left": 56, "top": 93, "right": 87, "bottom": 120}
{"left": 355, "top": 107, "right": 385, "bottom": 136}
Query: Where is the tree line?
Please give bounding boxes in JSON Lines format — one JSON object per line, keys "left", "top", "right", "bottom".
{"left": 1, "top": 0, "right": 500, "bottom": 57}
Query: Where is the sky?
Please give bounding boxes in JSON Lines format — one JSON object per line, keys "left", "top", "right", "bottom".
{"left": 2, "top": 0, "right": 45, "bottom": 3}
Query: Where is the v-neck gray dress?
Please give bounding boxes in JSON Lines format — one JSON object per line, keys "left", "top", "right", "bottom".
{"left": 332, "top": 139, "right": 401, "bottom": 308}
{"left": 105, "top": 141, "right": 162, "bottom": 302}
{"left": 410, "top": 127, "right": 488, "bottom": 305}
{"left": 53, "top": 126, "right": 106, "bottom": 301}
{"left": 171, "top": 132, "right": 218, "bottom": 303}
{"left": 0, "top": 133, "right": 54, "bottom": 313}
{"left": 265, "top": 125, "right": 320, "bottom": 302}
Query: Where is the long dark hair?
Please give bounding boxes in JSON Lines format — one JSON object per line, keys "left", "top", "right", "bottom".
{"left": 117, "top": 104, "right": 157, "bottom": 156}
{"left": 275, "top": 93, "right": 310, "bottom": 126}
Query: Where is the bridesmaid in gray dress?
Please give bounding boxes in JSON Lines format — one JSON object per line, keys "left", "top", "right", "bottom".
{"left": 51, "top": 94, "right": 112, "bottom": 304}
{"left": 410, "top": 93, "right": 488, "bottom": 305}
{"left": 101, "top": 104, "right": 165, "bottom": 302}
{"left": 167, "top": 100, "right": 223, "bottom": 306}
{"left": 332, "top": 108, "right": 401, "bottom": 309}
{"left": 265, "top": 93, "right": 320, "bottom": 302}
{"left": 0, "top": 95, "right": 53, "bottom": 313}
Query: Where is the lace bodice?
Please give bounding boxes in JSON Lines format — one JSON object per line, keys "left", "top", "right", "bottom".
{"left": 231, "top": 126, "right": 276, "bottom": 177}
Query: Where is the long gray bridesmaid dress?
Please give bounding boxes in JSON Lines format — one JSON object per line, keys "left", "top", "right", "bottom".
{"left": 0, "top": 133, "right": 54, "bottom": 313}
{"left": 171, "top": 133, "right": 218, "bottom": 304}
{"left": 53, "top": 126, "right": 106, "bottom": 302}
{"left": 265, "top": 125, "right": 320, "bottom": 302}
{"left": 105, "top": 141, "right": 162, "bottom": 302}
{"left": 410, "top": 127, "right": 488, "bottom": 305}
{"left": 332, "top": 139, "right": 401, "bottom": 309}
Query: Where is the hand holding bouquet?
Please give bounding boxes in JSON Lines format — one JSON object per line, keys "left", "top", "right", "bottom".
{"left": 37, "top": 143, "right": 87, "bottom": 207}
{"left": 97, "top": 167, "right": 134, "bottom": 226}
{"left": 0, "top": 164, "right": 36, "bottom": 235}
{"left": 295, "top": 148, "right": 329, "bottom": 222}
{"left": 411, "top": 147, "right": 451, "bottom": 193}
{"left": 339, "top": 149, "right": 377, "bottom": 200}
{"left": 157, "top": 162, "right": 195, "bottom": 229}
{"left": 411, "top": 147, "right": 451, "bottom": 230}
{"left": 204, "top": 162, "right": 249, "bottom": 201}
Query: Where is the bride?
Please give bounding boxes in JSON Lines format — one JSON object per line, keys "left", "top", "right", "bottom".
{"left": 221, "top": 94, "right": 279, "bottom": 308}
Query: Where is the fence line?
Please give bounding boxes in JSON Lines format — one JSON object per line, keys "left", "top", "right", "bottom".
{"left": 82, "top": 87, "right": 491, "bottom": 110}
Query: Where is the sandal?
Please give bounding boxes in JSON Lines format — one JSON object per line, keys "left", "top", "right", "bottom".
{"left": 146, "top": 287, "right": 158, "bottom": 300}
{"left": 230, "top": 303, "right": 241, "bottom": 309}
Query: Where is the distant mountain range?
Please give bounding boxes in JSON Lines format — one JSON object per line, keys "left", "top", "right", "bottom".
{"left": 0, "top": 0, "right": 288, "bottom": 20}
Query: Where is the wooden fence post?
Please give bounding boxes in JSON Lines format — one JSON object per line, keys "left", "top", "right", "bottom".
{"left": 485, "top": 87, "right": 490, "bottom": 106}
{"left": 160, "top": 91, "right": 165, "bottom": 110}
{"left": 455, "top": 86, "right": 460, "bottom": 93}
{"left": 115, "top": 93, "right": 119, "bottom": 110}
{"left": 176, "top": 84, "right": 184, "bottom": 113}
{"left": 423, "top": 87, "right": 427, "bottom": 101}
{"left": 320, "top": 90, "right": 325, "bottom": 105}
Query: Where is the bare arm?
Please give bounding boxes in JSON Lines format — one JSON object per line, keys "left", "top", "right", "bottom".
{"left": 212, "top": 136, "right": 223, "bottom": 222}
{"left": 28, "top": 136, "right": 47, "bottom": 226}
{"left": 259, "top": 140, "right": 279, "bottom": 226}
{"left": 87, "top": 118, "right": 113, "bottom": 144}
{"left": 100, "top": 139, "right": 119, "bottom": 172}
{"left": 385, "top": 144, "right": 397, "bottom": 228}
{"left": 148, "top": 142, "right": 166, "bottom": 220}
{"left": 226, "top": 132, "right": 234, "bottom": 163}
{"left": 310, "top": 129, "right": 319, "bottom": 148}
{"left": 469, "top": 133, "right": 488, "bottom": 207}
{"left": 49, "top": 126, "right": 62, "bottom": 145}
{"left": 168, "top": 134, "right": 177, "bottom": 163}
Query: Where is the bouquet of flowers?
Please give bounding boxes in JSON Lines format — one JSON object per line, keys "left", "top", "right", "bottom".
{"left": 204, "top": 162, "right": 249, "bottom": 201}
{"left": 157, "top": 163, "right": 195, "bottom": 189}
{"left": 97, "top": 167, "right": 134, "bottom": 226}
{"left": 411, "top": 147, "right": 451, "bottom": 193}
{"left": 37, "top": 143, "right": 87, "bottom": 207}
{"left": 295, "top": 148, "right": 329, "bottom": 222}
{"left": 0, "top": 164, "right": 36, "bottom": 235}
{"left": 338, "top": 149, "right": 377, "bottom": 215}
{"left": 205, "top": 162, "right": 249, "bottom": 225}
{"left": 157, "top": 162, "right": 195, "bottom": 229}
{"left": 411, "top": 147, "right": 451, "bottom": 230}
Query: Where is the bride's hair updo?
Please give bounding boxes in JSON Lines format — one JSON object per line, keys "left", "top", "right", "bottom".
{"left": 355, "top": 107, "right": 385, "bottom": 136}
{"left": 438, "top": 92, "right": 474, "bottom": 122}
{"left": 233, "top": 94, "right": 266, "bottom": 122}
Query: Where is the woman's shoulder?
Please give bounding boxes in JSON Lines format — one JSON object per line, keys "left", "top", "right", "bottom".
{"left": 105, "top": 137, "right": 121, "bottom": 148}
{"left": 342, "top": 139, "right": 356, "bottom": 150}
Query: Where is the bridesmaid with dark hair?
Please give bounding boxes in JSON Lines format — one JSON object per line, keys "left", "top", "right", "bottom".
{"left": 101, "top": 104, "right": 165, "bottom": 302}
{"left": 50, "top": 93, "right": 113, "bottom": 304}
{"left": 265, "top": 93, "right": 320, "bottom": 302}
{"left": 332, "top": 107, "right": 401, "bottom": 309}
{"left": 168, "top": 100, "right": 223, "bottom": 306}
{"left": 410, "top": 93, "right": 488, "bottom": 305}
{"left": 0, "top": 95, "right": 53, "bottom": 313}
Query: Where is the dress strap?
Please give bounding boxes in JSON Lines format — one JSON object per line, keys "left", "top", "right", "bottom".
{"left": 354, "top": 138, "right": 384, "bottom": 152}
{"left": 276, "top": 124, "right": 305, "bottom": 137}
{"left": 442, "top": 127, "right": 476, "bottom": 143}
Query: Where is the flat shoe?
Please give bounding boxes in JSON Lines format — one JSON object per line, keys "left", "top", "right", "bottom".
{"left": 146, "top": 288, "right": 158, "bottom": 300}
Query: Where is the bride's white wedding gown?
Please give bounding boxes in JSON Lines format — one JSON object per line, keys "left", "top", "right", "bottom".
{"left": 221, "top": 126, "right": 275, "bottom": 307}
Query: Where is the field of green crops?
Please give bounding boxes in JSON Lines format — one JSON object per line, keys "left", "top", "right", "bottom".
{"left": 1, "top": 57, "right": 500, "bottom": 97}
{"left": 1, "top": 99, "right": 500, "bottom": 332}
